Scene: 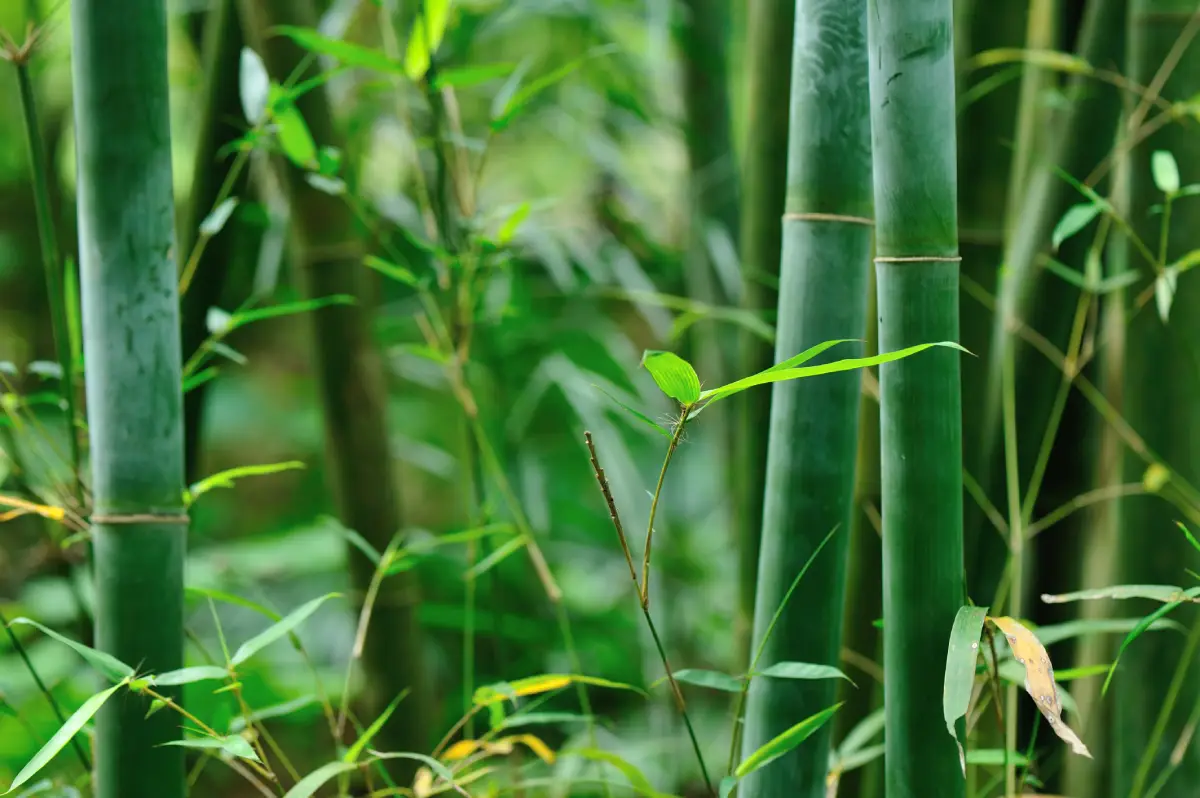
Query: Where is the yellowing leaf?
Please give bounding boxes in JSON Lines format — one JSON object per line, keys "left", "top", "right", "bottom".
{"left": 987, "top": 616, "right": 1091, "bottom": 759}
{"left": 472, "top": 673, "right": 640, "bottom": 706}
{"left": 0, "top": 494, "right": 65, "bottom": 522}
{"left": 441, "top": 734, "right": 556, "bottom": 765}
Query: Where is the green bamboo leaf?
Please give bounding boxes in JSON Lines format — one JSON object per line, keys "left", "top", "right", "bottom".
{"left": 184, "top": 587, "right": 282, "bottom": 622}
{"left": 1040, "top": 257, "right": 1090, "bottom": 290}
{"left": 1051, "top": 202, "right": 1102, "bottom": 250}
{"left": 404, "top": 0, "right": 452, "bottom": 79}
{"left": 473, "top": 673, "right": 643, "bottom": 706}
{"left": 965, "top": 749, "right": 1032, "bottom": 767}
{"left": 943, "top": 605, "right": 988, "bottom": 773}
{"left": 1178, "top": 523, "right": 1200, "bottom": 555}
{"left": 239, "top": 48, "right": 270, "bottom": 124}
{"left": 229, "top": 695, "right": 319, "bottom": 732}
{"left": 640, "top": 350, "right": 701, "bottom": 404}
{"left": 3, "top": 681, "right": 124, "bottom": 794}
{"left": 230, "top": 593, "right": 341, "bottom": 666}
{"left": 363, "top": 255, "right": 419, "bottom": 286}
{"left": 434, "top": 63, "right": 516, "bottom": 88}
{"left": 591, "top": 383, "right": 672, "bottom": 438}
{"left": 1155, "top": 266, "right": 1178, "bottom": 323}
{"left": 719, "top": 776, "right": 738, "bottom": 798}
{"left": 199, "top": 198, "right": 239, "bottom": 237}
{"left": 1101, "top": 598, "right": 1194, "bottom": 695}
{"left": 229, "top": 295, "right": 356, "bottom": 328}
{"left": 344, "top": 689, "right": 409, "bottom": 762}
{"left": 461, "top": 534, "right": 526, "bottom": 580}
{"left": 836, "top": 706, "right": 885, "bottom": 757}
{"left": 762, "top": 338, "right": 859, "bottom": 374}
{"left": 281, "top": 761, "right": 357, "bottom": 798}
{"left": 756, "top": 661, "right": 854, "bottom": 685}
{"left": 734, "top": 702, "right": 842, "bottom": 779}
{"left": 833, "top": 743, "right": 886, "bottom": 774}
{"left": 370, "top": 751, "right": 454, "bottom": 784}
{"left": 1151, "top": 150, "right": 1180, "bottom": 194}
{"left": 7, "top": 618, "right": 134, "bottom": 682}
{"left": 1042, "top": 584, "right": 1200, "bottom": 604}
{"left": 186, "top": 460, "right": 306, "bottom": 504}
{"left": 563, "top": 748, "right": 669, "bottom": 797}
{"left": 272, "top": 26, "right": 405, "bottom": 74}
{"left": 699, "top": 342, "right": 969, "bottom": 408}
{"left": 498, "top": 711, "right": 594, "bottom": 729}
{"left": 163, "top": 734, "right": 260, "bottom": 762}
{"left": 148, "top": 666, "right": 229, "bottom": 687}
{"left": 271, "top": 98, "right": 318, "bottom": 169}
{"left": 497, "top": 203, "right": 531, "bottom": 243}
{"left": 1010, "top": 616, "right": 1184, "bottom": 647}
{"left": 490, "top": 46, "right": 616, "bottom": 132}
{"left": 651, "top": 669, "right": 742, "bottom": 692}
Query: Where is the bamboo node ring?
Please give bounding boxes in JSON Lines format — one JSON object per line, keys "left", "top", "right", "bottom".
{"left": 90, "top": 513, "right": 190, "bottom": 525}
{"left": 782, "top": 212, "right": 874, "bottom": 226}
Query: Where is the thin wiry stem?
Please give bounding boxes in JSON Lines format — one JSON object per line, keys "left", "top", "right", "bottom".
{"left": 641, "top": 410, "right": 687, "bottom": 608}
{"left": 585, "top": 431, "right": 714, "bottom": 797}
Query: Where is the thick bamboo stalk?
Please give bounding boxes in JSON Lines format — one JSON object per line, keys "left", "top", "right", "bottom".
{"left": 867, "top": 1, "right": 967, "bottom": 796}
{"left": 738, "top": 2, "right": 873, "bottom": 795}
{"left": 1114, "top": 2, "right": 1200, "bottom": 794}
{"left": 732, "top": 0, "right": 796, "bottom": 668}
{"left": 71, "top": 2, "right": 188, "bottom": 796}
{"left": 238, "top": 0, "right": 430, "bottom": 765}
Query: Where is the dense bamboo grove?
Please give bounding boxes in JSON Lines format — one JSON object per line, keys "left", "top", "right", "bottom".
{"left": 2, "top": 1, "right": 1200, "bottom": 797}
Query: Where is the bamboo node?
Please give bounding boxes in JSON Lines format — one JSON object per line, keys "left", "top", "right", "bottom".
{"left": 90, "top": 513, "right": 190, "bottom": 525}
{"left": 782, "top": 212, "right": 874, "bottom": 226}
{"left": 874, "top": 256, "right": 963, "bottom": 263}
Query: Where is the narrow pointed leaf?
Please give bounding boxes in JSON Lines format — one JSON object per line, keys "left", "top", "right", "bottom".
{"left": 281, "top": 761, "right": 357, "bottom": 798}
{"left": 163, "top": 734, "right": 260, "bottom": 762}
{"left": 344, "top": 689, "right": 409, "bottom": 762}
{"left": 1051, "top": 202, "right": 1102, "bottom": 250}
{"left": 272, "top": 26, "right": 405, "bottom": 74}
{"left": 735, "top": 702, "right": 842, "bottom": 778}
{"left": 7, "top": 618, "right": 134, "bottom": 682}
{"left": 1041, "top": 584, "right": 1200, "bottom": 604}
{"left": 756, "top": 661, "right": 854, "bottom": 684}
{"left": 148, "top": 666, "right": 229, "bottom": 686}
{"left": 653, "top": 669, "right": 742, "bottom": 692}
{"left": 230, "top": 593, "right": 341, "bottom": 665}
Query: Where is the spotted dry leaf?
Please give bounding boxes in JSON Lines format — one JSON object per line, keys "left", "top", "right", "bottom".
{"left": 988, "top": 616, "right": 1092, "bottom": 759}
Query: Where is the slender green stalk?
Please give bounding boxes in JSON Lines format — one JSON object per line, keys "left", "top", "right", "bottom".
{"left": 71, "top": 2, "right": 188, "bottom": 796}
{"left": 13, "top": 57, "right": 80, "bottom": 503}
{"left": 178, "top": 0, "right": 250, "bottom": 482}
{"left": 1114, "top": 4, "right": 1200, "bottom": 794}
{"left": 238, "top": 0, "right": 429, "bottom": 768}
{"left": 738, "top": 2, "right": 873, "bottom": 796}
{"left": 867, "top": 2, "right": 967, "bottom": 797}
{"left": 732, "top": 0, "right": 796, "bottom": 667}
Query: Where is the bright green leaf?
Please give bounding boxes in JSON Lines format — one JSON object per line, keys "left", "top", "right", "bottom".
{"left": 563, "top": 748, "right": 669, "bottom": 797}
{"left": 1052, "top": 202, "right": 1102, "bottom": 250}
{"left": 943, "top": 605, "right": 988, "bottom": 773}
{"left": 434, "top": 63, "right": 516, "bottom": 89}
{"left": 363, "top": 255, "right": 419, "bottom": 286}
{"left": 462, "top": 534, "right": 526, "bottom": 580}
{"left": 281, "top": 761, "right": 358, "bottom": 798}
{"left": 735, "top": 702, "right": 842, "bottom": 779}
{"left": 4, "top": 682, "right": 124, "bottom": 794}
{"left": 230, "top": 593, "right": 341, "bottom": 666}
{"left": 965, "top": 749, "right": 1032, "bottom": 767}
{"left": 640, "top": 350, "right": 701, "bottom": 405}
{"left": 497, "top": 203, "right": 531, "bottom": 244}
{"left": 186, "top": 461, "right": 306, "bottom": 505}
{"left": 229, "top": 695, "right": 318, "bottom": 733}
{"left": 271, "top": 95, "right": 318, "bottom": 168}
{"left": 7, "top": 618, "right": 134, "bottom": 683}
{"left": 229, "top": 295, "right": 356, "bottom": 329}
{"left": 164, "top": 734, "right": 260, "bottom": 762}
{"left": 1152, "top": 150, "right": 1181, "bottom": 194}
{"left": 344, "top": 689, "right": 409, "bottom": 762}
{"left": 272, "top": 26, "right": 405, "bottom": 74}
{"left": 404, "top": 0, "right": 452, "bottom": 79}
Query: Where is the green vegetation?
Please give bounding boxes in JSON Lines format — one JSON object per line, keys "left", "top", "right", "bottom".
{"left": 1, "top": 2, "right": 1200, "bottom": 798}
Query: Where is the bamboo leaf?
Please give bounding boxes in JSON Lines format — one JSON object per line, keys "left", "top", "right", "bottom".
{"left": 369, "top": 751, "right": 454, "bottom": 784}
{"left": 185, "top": 587, "right": 282, "bottom": 622}
{"left": 363, "top": 255, "right": 419, "bottom": 286}
{"left": 185, "top": 461, "right": 306, "bottom": 504}
{"left": 497, "top": 203, "right": 531, "bottom": 243}
{"left": 734, "top": 702, "right": 842, "bottom": 779}
{"left": 1101, "top": 599, "right": 1192, "bottom": 696}
{"left": 965, "top": 749, "right": 1032, "bottom": 766}
{"left": 230, "top": 593, "right": 341, "bottom": 666}
{"left": 442, "top": 733, "right": 556, "bottom": 764}
{"left": 404, "top": 0, "right": 452, "bottom": 79}
{"left": 943, "top": 605, "right": 988, "bottom": 773}
{"left": 1042, "top": 585, "right": 1200, "bottom": 604}
{"left": 473, "top": 673, "right": 642, "bottom": 706}
{"left": 1051, "top": 202, "right": 1102, "bottom": 250}
{"left": 7, "top": 618, "right": 134, "bottom": 682}
{"left": 698, "top": 342, "right": 969, "bottom": 409}
{"left": 434, "top": 63, "right": 516, "bottom": 89}
{"left": 1155, "top": 266, "right": 1178, "bottom": 323}
{"left": 344, "top": 689, "right": 409, "bottom": 762}
{"left": 650, "top": 669, "right": 742, "bottom": 692}
{"left": 640, "top": 350, "right": 701, "bottom": 405}
{"left": 147, "top": 666, "right": 229, "bottom": 687}
{"left": 461, "top": 534, "right": 526, "bottom": 580}
{"left": 271, "top": 97, "right": 318, "bottom": 169}
{"left": 199, "top": 198, "right": 239, "bottom": 237}
{"left": 832, "top": 743, "right": 886, "bottom": 774}
{"left": 163, "top": 734, "right": 260, "bottom": 762}
{"left": 498, "top": 711, "right": 594, "bottom": 729}
{"left": 1151, "top": 150, "right": 1180, "bottom": 194}
{"left": 239, "top": 48, "right": 270, "bottom": 124}
{"left": 836, "top": 707, "right": 885, "bottom": 757}
{"left": 1009, "top": 616, "right": 1184, "bottom": 647}
{"left": 563, "top": 748, "right": 669, "bottom": 797}
{"left": 272, "top": 26, "right": 405, "bottom": 74}
{"left": 756, "top": 661, "right": 854, "bottom": 685}
{"left": 1179, "top": 523, "right": 1200, "bottom": 555}
{"left": 591, "top": 383, "right": 672, "bottom": 438}
{"left": 281, "top": 761, "right": 357, "bottom": 798}
{"left": 987, "top": 616, "right": 1091, "bottom": 758}
{"left": 3, "top": 682, "right": 125, "bottom": 794}
{"left": 490, "top": 46, "right": 616, "bottom": 132}
{"left": 229, "top": 695, "right": 319, "bottom": 732}
{"left": 229, "top": 295, "right": 356, "bottom": 328}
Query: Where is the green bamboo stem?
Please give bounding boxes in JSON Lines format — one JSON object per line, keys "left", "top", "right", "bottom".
{"left": 70, "top": 2, "right": 188, "bottom": 796}
{"left": 178, "top": 0, "right": 250, "bottom": 482}
{"left": 732, "top": 0, "right": 796, "bottom": 669}
{"left": 1114, "top": 3, "right": 1200, "bottom": 794}
{"left": 867, "top": 1, "right": 967, "bottom": 796}
{"left": 13, "top": 56, "right": 80, "bottom": 502}
{"left": 737, "top": 2, "right": 873, "bottom": 796}
{"left": 238, "top": 0, "right": 430, "bottom": 769}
